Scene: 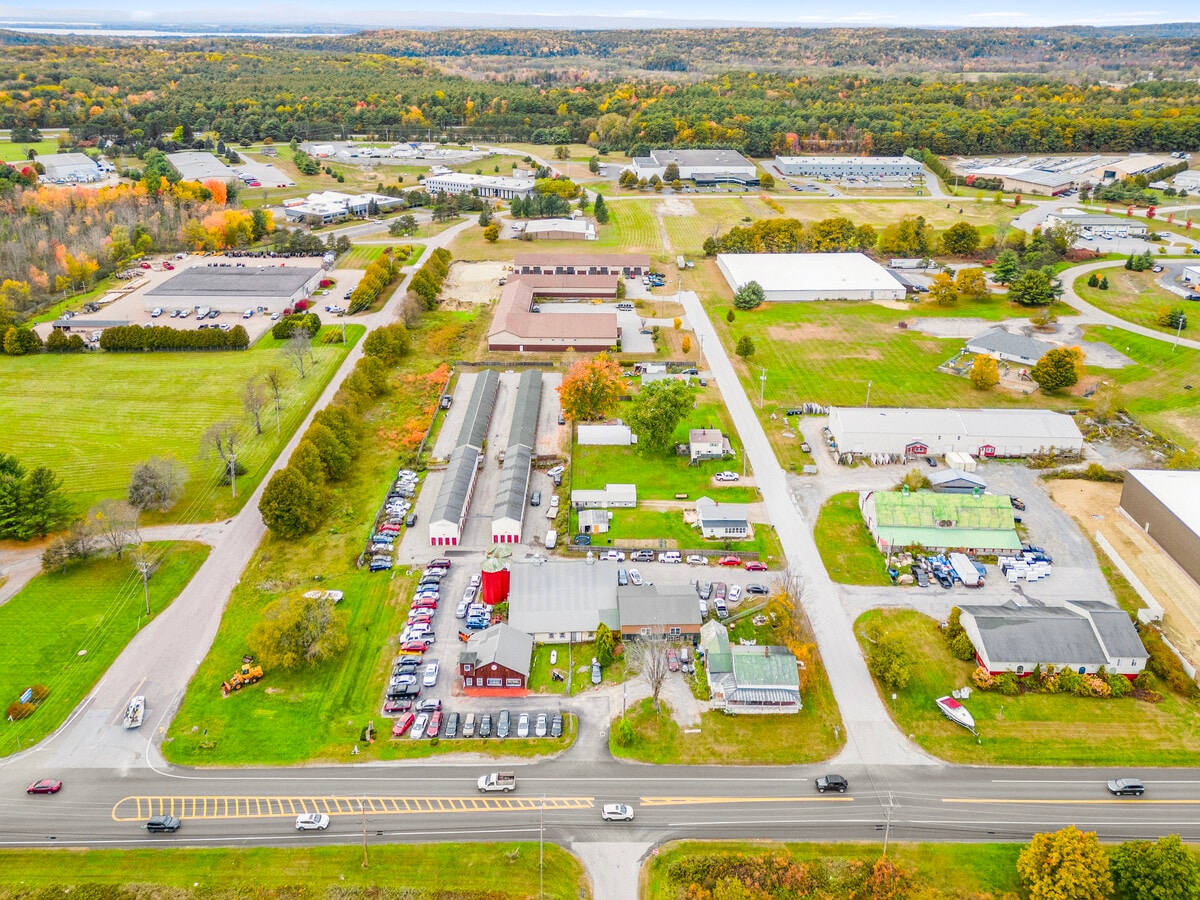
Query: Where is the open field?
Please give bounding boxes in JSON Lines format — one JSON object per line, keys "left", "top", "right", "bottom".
{"left": 0, "top": 327, "right": 361, "bottom": 520}
{"left": 0, "top": 140, "right": 59, "bottom": 162}
{"left": 1074, "top": 266, "right": 1192, "bottom": 335}
{"left": 451, "top": 201, "right": 664, "bottom": 260}
{"left": 814, "top": 492, "right": 893, "bottom": 586}
{"left": 854, "top": 608, "right": 1200, "bottom": 766}
{"left": 644, "top": 840, "right": 1022, "bottom": 900}
{"left": 162, "top": 311, "right": 553, "bottom": 765}
{"left": 0, "top": 542, "right": 209, "bottom": 756}
{"left": 0, "top": 844, "right": 587, "bottom": 898}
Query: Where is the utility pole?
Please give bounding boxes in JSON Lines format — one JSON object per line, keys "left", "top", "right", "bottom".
{"left": 759, "top": 369, "right": 766, "bottom": 408}
{"left": 882, "top": 791, "right": 895, "bottom": 856}
{"left": 360, "top": 796, "right": 369, "bottom": 868}
{"left": 865, "top": 380, "right": 873, "bottom": 408}
{"left": 137, "top": 558, "right": 151, "bottom": 616}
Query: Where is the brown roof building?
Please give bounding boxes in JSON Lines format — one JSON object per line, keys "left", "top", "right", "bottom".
{"left": 513, "top": 252, "right": 650, "bottom": 277}
{"left": 487, "top": 275, "right": 619, "bottom": 352}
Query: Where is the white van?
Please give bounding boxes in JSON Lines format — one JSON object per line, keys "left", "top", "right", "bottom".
{"left": 545, "top": 529, "right": 558, "bottom": 549}
{"left": 658, "top": 551, "right": 682, "bottom": 564}
{"left": 243, "top": 309, "right": 253, "bottom": 319}
{"left": 616, "top": 302, "right": 634, "bottom": 311}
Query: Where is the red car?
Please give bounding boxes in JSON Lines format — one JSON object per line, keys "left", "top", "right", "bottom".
{"left": 718, "top": 556, "right": 743, "bottom": 567}
{"left": 26, "top": 779, "right": 62, "bottom": 795}
{"left": 408, "top": 614, "right": 433, "bottom": 627}
{"left": 400, "top": 639, "right": 431, "bottom": 652}
{"left": 384, "top": 699, "right": 412, "bottom": 714}
{"left": 666, "top": 649, "right": 680, "bottom": 672}
{"left": 139, "top": 262, "right": 152, "bottom": 269}
{"left": 391, "top": 713, "right": 415, "bottom": 737}
{"left": 412, "top": 599, "right": 438, "bottom": 611}
{"left": 744, "top": 561, "right": 768, "bottom": 572}
{"left": 162, "top": 262, "right": 174, "bottom": 270}
{"left": 426, "top": 710, "right": 442, "bottom": 738}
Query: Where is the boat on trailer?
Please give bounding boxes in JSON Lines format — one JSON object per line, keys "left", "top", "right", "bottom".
{"left": 123, "top": 695, "right": 145, "bottom": 729}
{"left": 935, "top": 695, "right": 976, "bottom": 734}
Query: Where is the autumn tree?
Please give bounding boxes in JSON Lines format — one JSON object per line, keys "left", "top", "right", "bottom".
{"left": 625, "top": 378, "right": 694, "bottom": 456}
{"left": 127, "top": 456, "right": 186, "bottom": 513}
{"left": 362, "top": 322, "right": 411, "bottom": 365}
{"left": 1017, "top": 826, "right": 1112, "bottom": 900}
{"left": 1111, "top": 834, "right": 1200, "bottom": 900}
{"left": 940, "top": 221, "right": 981, "bottom": 256}
{"left": 735, "top": 335, "right": 756, "bottom": 358}
{"left": 483, "top": 222, "right": 500, "bottom": 242}
{"left": 557, "top": 352, "right": 623, "bottom": 422}
{"left": 733, "top": 280, "right": 765, "bottom": 310}
{"left": 969, "top": 354, "right": 1000, "bottom": 390}
{"left": 87, "top": 499, "right": 140, "bottom": 559}
{"left": 681, "top": 335, "right": 692, "bottom": 354}
{"left": 955, "top": 267, "right": 988, "bottom": 299}
{"left": 928, "top": 271, "right": 958, "bottom": 306}
{"left": 1031, "top": 346, "right": 1080, "bottom": 393}
{"left": 248, "top": 593, "right": 348, "bottom": 670}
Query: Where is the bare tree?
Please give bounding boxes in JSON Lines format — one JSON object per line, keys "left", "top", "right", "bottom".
{"left": 87, "top": 499, "right": 140, "bottom": 559}
{"left": 127, "top": 455, "right": 187, "bottom": 513}
{"left": 626, "top": 628, "right": 672, "bottom": 712}
{"left": 262, "top": 367, "right": 285, "bottom": 433}
{"left": 203, "top": 421, "right": 243, "bottom": 497}
{"left": 241, "top": 376, "right": 267, "bottom": 435}
{"left": 283, "top": 331, "right": 313, "bottom": 379}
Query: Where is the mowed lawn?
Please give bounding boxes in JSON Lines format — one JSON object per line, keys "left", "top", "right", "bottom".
{"left": 855, "top": 608, "right": 1200, "bottom": 766}
{"left": 0, "top": 844, "right": 587, "bottom": 898}
{"left": 451, "top": 198, "right": 663, "bottom": 260}
{"left": 0, "top": 327, "right": 360, "bottom": 520}
{"left": 1094, "top": 325, "right": 1200, "bottom": 447}
{"left": 0, "top": 140, "right": 59, "bottom": 162}
{"left": 0, "top": 542, "right": 209, "bottom": 755}
{"left": 1074, "top": 265, "right": 1190, "bottom": 335}
{"left": 814, "top": 492, "right": 893, "bottom": 586}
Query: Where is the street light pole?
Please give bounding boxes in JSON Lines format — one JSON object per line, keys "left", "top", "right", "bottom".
{"left": 759, "top": 369, "right": 766, "bottom": 408}
{"left": 866, "top": 380, "right": 873, "bottom": 408}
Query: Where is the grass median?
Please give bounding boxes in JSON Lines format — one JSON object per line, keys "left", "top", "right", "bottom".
{"left": 813, "top": 492, "right": 893, "bottom": 586}
{"left": 0, "top": 541, "right": 210, "bottom": 756}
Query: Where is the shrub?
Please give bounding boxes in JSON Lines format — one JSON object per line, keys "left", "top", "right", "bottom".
{"left": 995, "top": 673, "right": 1020, "bottom": 695}
{"left": 1140, "top": 624, "right": 1200, "bottom": 698}
{"left": 29, "top": 683, "right": 49, "bottom": 702}
{"left": 949, "top": 632, "right": 977, "bottom": 661}
{"left": 614, "top": 716, "right": 635, "bottom": 747}
{"left": 6, "top": 700, "right": 35, "bottom": 720}
{"left": 971, "top": 666, "right": 994, "bottom": 689}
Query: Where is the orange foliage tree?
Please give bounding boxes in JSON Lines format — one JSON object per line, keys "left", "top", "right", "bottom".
{"left": 557, "top": 352, "right": 623, "bottom": 422}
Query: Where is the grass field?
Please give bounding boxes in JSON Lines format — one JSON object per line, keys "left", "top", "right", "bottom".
{"left": 645, "top": 841, "right": 1022, "bottom": 900}
{"left": 0, "top": 327, "right": 361, "bottom": 520}
{"left": 0, "top": 140, "right": 59, "bottom": 162}
{"left": 855, "top": 608, "right": 1200, "bottom": 765}
{"left": 1074, "top": 266, "right": 1192, "bottom": 335}
{"left": 814, "top": 493, "right": 893, "bottom": 586}
{"left": 0, "top": 844, "right": 587, "bottom": 898}
{"left": 0, "top": 542, "right": 209, "bottom": 756}
{"left": 1092, "top": 325, "right": 1200, "bottom": 447}
{"left": 162, "top": 311, "right": 537, "bottom": 765}
{"left": 451, "top": 200, "right": 664, "bottom": 260}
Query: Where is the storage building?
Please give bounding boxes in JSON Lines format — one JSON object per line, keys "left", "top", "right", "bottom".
{"left": 860, "top": 488, "right": 1022, "bottom": 554}
{"left": 37, "top": 152, "right": 105, "bottom": 183}
{"left": 827, "top": 407, "right": 1083, "bottom": 459}
{"left": 491, "top": 369, "right": 541, "bottom": 544}
{"left": 143, "top": 266, "right": 324, "bottom": 313}
{"left": 513, "top": 253, "right": 650, "bottom": 278}
{"left": 774, "top": 155, "right": 923, "bottom": 178}
{"left": 517, "top": 218, "right": 597, "bottom": 241}
{"left": 571, "top": 484, "right": 636, "bottom": 509}
{"left": 629, "top": 149, "right": 758, "bottom": 185}
{"left": 167, "top": 151, "right": 238, "bottom": 182}
{"left": 487, "top": 278, "right": 619, "bottom": 352}
{"left": 428, "top": 369, "right": 498, "bottom": 546}
{"left": 1044, "top": 208, "right": 1148, "bottom": 237}
{"left": 927, "top": 468, "right": 987, "bottom": 494}
{"left": 1120, "top": 469, "right": 1200, "bottom": 586}
{"left": 577, "top": 424, "right": 636, "bottom": 446}
{"left": 507, "top": 561, "right": 620, "bottom": 642}
{"left": 716, "top": 253, "right": 905, "bottom": 302}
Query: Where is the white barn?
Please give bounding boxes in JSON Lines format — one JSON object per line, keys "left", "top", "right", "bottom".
{"left": 717, "top": 253, "right": 905, "bottom": 302}
{"left": 577, "top": 424, "right": 636, "bottom": 446}
{"left": 827, "top": 407, "right": 1084, "bottom": 459}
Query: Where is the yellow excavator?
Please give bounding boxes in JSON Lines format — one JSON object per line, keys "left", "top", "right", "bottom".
{"left": 221, "top": 658, "right": 264, "bottom": 696}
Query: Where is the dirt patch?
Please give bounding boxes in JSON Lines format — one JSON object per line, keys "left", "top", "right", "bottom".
{"left": 658, "top": 197, "right": 697, "bottom": 217}
{"left": 441, "top": 260, "right": 507, "bottom": 307}
{"left": 871, "top": 299, "right": 912, "bottom": 311}
{"left": 1049, "top": 480, "right": 1200, "bottom": 665}
{"left": 1154, "top": 412, "right": 1200, "bottom": 447}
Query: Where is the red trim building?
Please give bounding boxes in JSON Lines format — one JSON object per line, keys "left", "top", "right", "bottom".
{"left": 459, "top": 624, "right": 534, "bottom": 696}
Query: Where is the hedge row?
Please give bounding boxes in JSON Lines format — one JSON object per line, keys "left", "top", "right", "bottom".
{"left": 99, "top": 324, "right": 249, "bottom": 351}
{"left": 408, "top": 247, "right": 452, "bottom": 309}
{"left": 666, "top": 852, "right": 914, "bottom": 900}
{"left": 271, "top": 312, "right": 322, "bottom": 340}
{"left": 348, "top": 246, "right": 405, "bottom": 314}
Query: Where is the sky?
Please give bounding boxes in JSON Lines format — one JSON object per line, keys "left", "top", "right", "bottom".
{"left": 2, "top": 0, "right": 1192, "bottom": 29}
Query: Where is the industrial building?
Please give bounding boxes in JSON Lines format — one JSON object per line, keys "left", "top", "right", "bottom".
{"left": 965, "top": 328, "right": 1054, "bottom": 366}
{"left": 1044, "top": 208, "right": 1148, "bottom": 237}
{"left": 774, "top": 155, "right": 924, "bottom": 179}
{"left": 1173, "top": 170, "right": 1200, "bottom": 192}
{"left": 421, "top": 170, "right": 535, "bottom": 200}
{"left": 827, "top": 407, "right": 1084, "bottom": 459}
{"left": 515, "top": 218, "right": 597, "bottom": 241}
{"left": 860, "top": 488, "right": 1022, "bottom": 554}
{"left": 629, "top": 149, "right": 758, "bottom": 185}
{"left": 716, "top": 253, "right": 905, "bottom": 302}
{"left": 143, "top": 266, "right": 324, "bottom": 313}
{"left": 512, "top": 252, "right": 650, "bottom": 278}
{"left": 487, "top": 277, "right": 619, "bottom": 352}
{"left": 491, "top": 369, "right": 542, "bottom": 544}
{"left": 507, "top": 561, "right": 620, "bottom": 643}
{"left": 1091, "top": 155, "right": 1173, "bottom": 183}
{"left": 429, "top": 370, "right": 499, "bottom": 546}
{"left": 167, "top": 151, "right": 239, "bottom": 182}
{"left": 1184, "top": 266, "right": 1200, "bottom": 285}
{"left": 1120, "top": 469, "right": 1200, "bottom": 587}
{"left": 36, "top": 152, "right": 109, "bottom": 183}
{"left": 282, "top": 190, "right": 405, "bottom": 224}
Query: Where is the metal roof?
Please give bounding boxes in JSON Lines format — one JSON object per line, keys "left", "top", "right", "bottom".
{"left": 1124, "top": 470, "right": 1200, "bottom": 540}
{"left": 700, "top": 620, "right": 732, "bottom": 673}
{"left": 508, "top": 369, "right": 542, "bottom": 451}
{"left": 649, "top": 148, "right": 755, "bottom": 169}
{"left": 958, "top": 602, "right": 1113, "bottom": 666}
{"left": 508, "top": 562, "right": 619, "bottom": 634}
{"left": 456, "top": 369, "right": 498, "bottom": 451}
{"left": 731, "top": 645, "right": 801, "bottom": 690}
{"left": 493, "top": 444, "right": 533, "bottom": 526}
{"left": 830, "top": 407, "right": 1083, "bottom": 444}
{"left": 726, "top": 687, "right": 802, "bottom": 705}
{"left": 1072, "top": 601, "right": 1148, "bottom": 659}
{"left": 718, "top": 252, "right": 900, "bottom": 294}
{"left": 430, "top": 445, "right": 479, "bottom": 527}
{"left": 616, "top": 585, "right": 702, "bottom": 629}
{"left": 145, "top": 267, "right": 320, "bottom": 298}
{"left": 696, "top": 496, "right": 749, "bottom": 528}
{"left": 928, "top": 469, "right": 987, "bottom": 489}
{"left": 459, "top": 624, "right": 534, "bottom": 677}
{"left": 965, "top": 328, "right": 1053, "bottom": 362}
{"left": 872, "top": 490, "right": 1021, "bottom": 551}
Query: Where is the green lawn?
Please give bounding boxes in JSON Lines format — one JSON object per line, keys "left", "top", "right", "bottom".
{"left": 645, "top": 841, "right": 1021, "bottom": 900}
{"left": 0, "top": 140, "right": 59, "bottom": 162}
{"left": 1074, "top": 265, "right": 1191, "bottom": 335}
{"left": 529, "top": 641, "right": 628, "bottom": 695}
{"left": 0, "top": 326, "right": 360, "bottom": 520}
{"left": 452, "top": 199, "right": 665, "bottom": 260}
{"left": 814, "top": 492, "right": 893, "bottom": 586}
{"left": 0, "top": 542, "right": 210, "bottom": 756}
{"left": 162, "top": 310, "right": 565, "bottom": 765}
{"left": 854, "top": 608, "right": 1200, "bottom": 766}
{"left": 0, "top": 844, "right": 587, "bottom": 899}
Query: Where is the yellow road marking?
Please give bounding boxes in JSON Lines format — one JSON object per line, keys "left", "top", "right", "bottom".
{"left": 944, "top": 798, "right": 1200, "bottom": 805}
{"left": 639, "top": 796, "right": 853, "bottom": 806}
{"left": 113, "top": 796, "right": 594, "bottom": 822}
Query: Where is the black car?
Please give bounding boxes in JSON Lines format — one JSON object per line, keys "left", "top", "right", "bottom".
{"left": 386, "top": 684, "right": 421, "bottom": 701}
{"left": 550, "top": 714, "right": 563, "bottom": 738}
{"left": 392, "top": 664, "right": 418, "bottom": 677}
{"left": 925, "top": 456, "right": 938, "bottom": 467}
{"left": 478, "top": 713, "right": 493, "bottom": 737}
{"left": 1009, "top": 496, "right": 1026, "bottom": 511}
{"left": 1107, "top": 777, "right": 1145, "bottom": 796}
{"left": 444, "top": 711, "right": 460, "bottom": 739}
{"left": 146, "top": 815, "right": 182, "bottom": 833}
{"left": 912, "top": 566, "right": 929, "bottom": 588}
{"left": 815, "top": 774, "right": 849, "bottom": 793}
{"left": 405, "top": 513, "right": 418, "bottom": 528}
{"left": 745, "top": 583, "right": 769, "bottom": 595}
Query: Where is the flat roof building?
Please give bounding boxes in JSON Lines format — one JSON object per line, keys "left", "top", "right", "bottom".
{"left": 1120, "top": 469, "right": 1200, "bottom": 587}
{"left": 1045, "top": 208, "right": 1148, "bottom": 237}
{"left": 513, "top": 253, "right": 650, "bottom": 278}
{"left": 774, "top": 155, "right": 923, "bottom": 178}
{"left": 861, "top": 488, "right": 1022, "bottom": 554}
{"left": 630, "top": 149, "right": 758, "bottom": 185}
{"left": 828, "top": 407, "right": 1083, "bottom": 460}
{"left": 167, "top": 151, "right": 238, "bottom": 182}
{"left": 967, "top": 164, "right": 1076, "bottom": 196}
{"left": 717, "top": 252, "right": 905, "bottom": 302}
{"left": 517, "top": 218, "right": 597, "bottom": 241}
{"left": 1091, "top": 155, "right": 1173, "bottom": 183}
{"left": 487, "top": 278, "right": 618, "bottom": 352}
{"left": 421, "top": 171, "right": 535, "bottom": 200}
{"left": 143, "top": 266, "right": 324, "bottom": 313}
{"left": 37, "top": 152, "right": 105, "bottom": 183}
{"left": 283, "top": 190, "right": 405, "bottom": 224}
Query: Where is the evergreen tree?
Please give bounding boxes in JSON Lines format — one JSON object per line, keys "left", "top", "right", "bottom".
{"left": 593, "top": 192, "right": 608, "bottom": 224}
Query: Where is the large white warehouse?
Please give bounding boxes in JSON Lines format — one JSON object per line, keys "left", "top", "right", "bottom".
{"left": 828, "top": 407, "right": 1084, "bottom": 459}
{"left": 717, "top": 253, "right": 905, "bottom": 302}
{"left": 774, "top": 156, "right": 924, "bottom": 178}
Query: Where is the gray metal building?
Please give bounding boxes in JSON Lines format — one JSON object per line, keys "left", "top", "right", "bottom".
{"left": 429, "top": 370, "right": 499, "bottom": 546}
{"left": 1120, "top": 469, "right": 1200, "bottom": 587}
{"left": 143, "top": 266, "right": 324, "bottom": 313}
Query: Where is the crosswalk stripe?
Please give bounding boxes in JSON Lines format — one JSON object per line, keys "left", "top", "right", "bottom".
{"left": 112, "top": 795, "right": 596, "bottom": 821}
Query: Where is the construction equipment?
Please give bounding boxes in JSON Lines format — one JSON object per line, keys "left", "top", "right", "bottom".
{"left": 221, "top": 659, "right": 264, "bottom": 696}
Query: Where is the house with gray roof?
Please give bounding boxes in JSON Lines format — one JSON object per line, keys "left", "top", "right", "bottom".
{"left": 689, "top": 429, "right": 732, "bottom": 462}
{"left": 700, "top": 622, "right": 801, "bottom": 714}
{"left": 617, "top": 585, "right": 702, "bottom": 642}
{"left": 965, "top": 328, "right": 1054, "bottom": 366}
{"left": 571, "top": 483, "right": 637, "bottom": 509}
{"left": 507, "top": 561, "right": 619, "bottom": 642}
{"left": 957, "top": 599, "right": 1147, "bottom": 677}
{"left": 928, "top": 468, "right": 987, "bottom": 495}
{"left": 458, "top": 624, "right": 535, "bottom": 696}
{"left": 695, "top": 496, "right": 749, "bottom": 539}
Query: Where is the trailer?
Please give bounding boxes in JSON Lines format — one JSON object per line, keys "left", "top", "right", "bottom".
{"left": 948, "top": 552, "right": 982, "bottom": 587}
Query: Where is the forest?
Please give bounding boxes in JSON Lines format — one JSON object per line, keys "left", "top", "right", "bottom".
{"left": 0, "top": 39, "right": 1199, "bottom": 157}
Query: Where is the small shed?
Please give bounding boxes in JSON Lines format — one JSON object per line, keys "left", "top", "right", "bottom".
{"left": 928, "top": 469, "right": 987, "bottom": 494}
{"left": 577, "top": 509, "right": 611, "bottom": 534}
{"left": 571, "top": 484, "right": 637, "bottom": 509}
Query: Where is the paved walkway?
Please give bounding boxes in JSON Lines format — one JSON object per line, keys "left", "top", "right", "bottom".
{"left": 1061, "top": 260, "right": 1200, "bottom": 351}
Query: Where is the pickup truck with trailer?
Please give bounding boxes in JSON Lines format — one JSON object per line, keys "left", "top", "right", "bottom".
{"left": 477, "top": 772, "right": 516, "bottom": 793}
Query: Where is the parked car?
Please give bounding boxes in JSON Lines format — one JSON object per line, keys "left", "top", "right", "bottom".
{"left": 630, "top": 549, "right": 655, "bottom": 562}
{"left": 746, "top": 583, "right": 769, "bottom": 595}
{"left": 728, "top": 585, "right": 743, "bottom": 604}
{"left": 714, "top": 582, "right": 728, "bottom": 601}
{"left": 530, "top": 490, "right": 542, "bottom": 507}
{"left": 410, "top": 712, "right": 430, "bottom": 740}
{"left": 718, "top": 555, "right": 742, "bottom": 567}
{"left": 535, "top": 713, "right": 548, "bottom": 737}
{"left": 1010, "top": 496, "right": 1026, "bottom": 510}
{"left": 926, "top": 456, "right": 938, "bottom": 467}
{"left": 456, "top": 600, "right": 471, "bottom": 619}
{"left": 145, "top": 816, "right": 182, "bottom": 833}
{"left": 744, "top": 561, "right": 768, "bottom": 572}
{"left": 478, "top": 714, "right": 493, "bottom": 737}
{"left": 426, "top": 710, "right": 442, "bottom": 738}
{"left": 697, "top": 582, "right": 713, "bottom": 600}
{"left": 1107, "top": 777, "right": 1145, "bottom": 796}
{"left": 912, "top": 566, "right": 929, "bottom": 588}
{"left": 400, "top": 639, "right": 432, "bottom": 652}
{"left": 714, "top": 471, "right": 739, "bottom": 482}
{"left": 391, "top": 713, "right": 416, "bottom": 737}
{"left": 591, "top": 658, "right": 602, "bottom": 684}
{"left": 26, "top": 778, "right": 62, "bottom": 795}
{"left": 667, "top": 649, "right": 680, "bottom": 672}
{"left": 816, "top": 774, "right": 849, "bottom": 793}
{"left": 617, "top": 568, "right": 629, "bottom": 586}
{"left": 295, "top": 812, "right": 330, "bottom": 830}
{"left": 600, "top": 550, "right": 625, "bottom": 561}
{"left": 628, "top": 569, "right": 643, "bottom": 586}
{"left": 423, "top": 661, "right": 440, "bottom": 687}
{"left": 384, "top": 699, "right": 412, "bottom": 714}
{"left": 462, "top": 712, "right": 477, "bottom": 738}
{"left": 686, "top": 554, "right": 708, "bottom": 565}
{"left": 497, "top": 709, "right": 511, "bottom": 738}
{"left": 699, "top": 598, "right": 708, "bottom": 617}
{"left": 601, "top": 804, "right": 635, "bottom": 822}
{"left": 550, "top": 714, "right": 563, "bottom": 738}
{"left": 517, "top": 713, "right": 530, "bottom": 738}
{"left": 445, "top": 711, "right": 459, "bottom": 738}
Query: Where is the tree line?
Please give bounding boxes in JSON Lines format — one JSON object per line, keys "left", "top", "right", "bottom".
{"left": 98, "top": 323, "right": 250, "bottom": 352}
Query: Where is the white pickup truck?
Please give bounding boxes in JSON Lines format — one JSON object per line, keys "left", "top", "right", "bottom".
{"left": 477, "top": 772, "right": 516, "bottom": 793}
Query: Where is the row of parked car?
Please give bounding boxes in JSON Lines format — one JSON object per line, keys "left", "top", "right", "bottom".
{"left": 368, "top": 468, "right": 421, "bottom": 571}
{"left": 383, "top": 557, "right": 453, "bottom": 712}
{"left": 391, "top": 706, "right": 565, "bottom": 741}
